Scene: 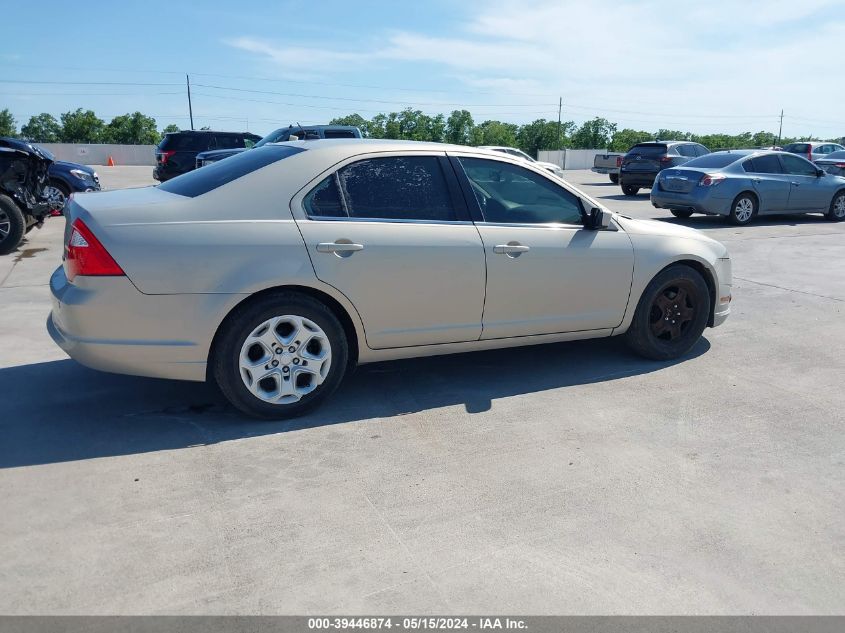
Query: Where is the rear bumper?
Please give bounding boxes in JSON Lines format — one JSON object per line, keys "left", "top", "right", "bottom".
{"left": 592, "top": 167, "right": 618, "bottom": 175}
{"left": 650, "top": 187, "right": 733, "bottom": 216}
{"left": 48, "top": 266, "right": 239, "bottom": 382}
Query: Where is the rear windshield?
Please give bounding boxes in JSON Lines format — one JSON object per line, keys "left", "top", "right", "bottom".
{"left": 323, "top": 129, "right": 358, "bottom": 139}
{"left": 628, "top": 143, "right": 667, "bottom": 156}
{"left": 682, "top": 153, "right": 743, "bottom": 169}
{"left": 158, "top": 145, "right": 304, "bottom": 197}
{"left": 158, "top": 134, "right": 208, "bottom": 151}
{"left": 784, "top": 143, "right": 810, "bottom": 153}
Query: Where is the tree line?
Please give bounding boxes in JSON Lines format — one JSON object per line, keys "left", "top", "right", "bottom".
{"left": 1, "top": 106, "right": 834, "bottom": 153}
{"left": 0, "top": 108, "right": 179, "bottom": 145}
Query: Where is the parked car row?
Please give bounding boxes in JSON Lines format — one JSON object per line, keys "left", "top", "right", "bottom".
{"left": 651, "top": 150, "right": 845, "bottom": 225}
{"left": 608, "top": 137, "right": 845, "bottom": 225}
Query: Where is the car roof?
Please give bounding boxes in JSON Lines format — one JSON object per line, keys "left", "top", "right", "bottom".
{"left": 166, "top": 130, "right": 253, "bottom": 136}
{"left": 269, "top": 138, "right": 503, "bottom": 154}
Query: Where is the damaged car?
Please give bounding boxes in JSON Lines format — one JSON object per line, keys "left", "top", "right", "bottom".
{"left": 0, "top": 138, "right": 54, "bottom": 255}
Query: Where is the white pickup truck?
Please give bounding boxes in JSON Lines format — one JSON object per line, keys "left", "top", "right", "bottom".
{"left": 592, "top": 152, "right": 624, "bottom": 183}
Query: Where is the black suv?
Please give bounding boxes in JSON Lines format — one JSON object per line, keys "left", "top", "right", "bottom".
{"left": 153, "top": 130, "right": 262, "bottom": 182}
{"left": 619, "top": 141, "right": 709, "bottom": 196}
{"left": 194, "top": 125, "right": 362, "bottom": 169}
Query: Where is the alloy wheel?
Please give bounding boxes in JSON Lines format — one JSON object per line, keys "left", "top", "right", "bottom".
{"left": 834, "top": 194, "right": 845, "bottom": 218}
{"left": 0, "top": 209, "right": 9, "bottom": 239}
{"left": 44, "top": 186, "right": 66, "bottom": 212}
{"left": 734, "top": 198, "right": 754, "bottom": 223}
{"left": 238, "top": 315, "right": 332, "bottom": 404}
{"left": 649, "top": 280, "right": 697, "bottom": 341}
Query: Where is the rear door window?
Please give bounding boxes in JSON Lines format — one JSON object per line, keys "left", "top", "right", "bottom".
{"left": 743, "top": 154, "right": 783, "bottom": 174}
{"left": 158, "top": 145, "right": 304, "bottom": 197}
{"left": 215, "top": 135, "right": 242, "bottom": 150}
{"left": 307, "top": 156, "right": 457, "bottom": 222}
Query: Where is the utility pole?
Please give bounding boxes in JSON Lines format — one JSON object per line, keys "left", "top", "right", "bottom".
{"left": 186, "top": 74, "right": 195, "bottom": 131}
{"left": 557, "top": 97, "right": 563, "bottom": 149}
{"left": 776, "top": 109, "right": 783, "bottom": 145}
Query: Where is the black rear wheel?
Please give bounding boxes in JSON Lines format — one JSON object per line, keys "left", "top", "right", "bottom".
{"left": 625, "top": 265, "right": 711, "bottom": 361}
{"left": 609, "top": 173, "right": 619, "bottom": 184}
{"left": 0, "top": 195, "right": 26, "bottom": 256}
{"left": 670, "top": 209, "right": 694, "bottom": 218}
{"left": 622, "top": 184, "right": 640, "bottom": 196}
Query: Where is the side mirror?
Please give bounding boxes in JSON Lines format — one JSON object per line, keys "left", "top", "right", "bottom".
{"left": 816, "top": 168, "right": 826, "bottom": 177}
{"left": 585, "top": 207, "right": 612, "bottom": 230}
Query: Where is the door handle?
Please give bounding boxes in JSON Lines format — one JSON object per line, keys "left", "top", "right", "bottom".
{"left": 791, "top": 182, "right": 800, "bottom": 186}
{"left": 493, "top": 243, "right": 530, "bottom": 255}
{"left": 317, "top": 241, "right": 364, "bottom": 254}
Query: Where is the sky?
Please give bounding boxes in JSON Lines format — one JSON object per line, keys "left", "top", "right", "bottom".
{"left": 1, "top": 0, "right": 843, "bottom": 139}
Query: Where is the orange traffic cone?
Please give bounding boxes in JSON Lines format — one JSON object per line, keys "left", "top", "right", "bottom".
{"left": 107, "top": 156, "right": 115, "bottom": 167}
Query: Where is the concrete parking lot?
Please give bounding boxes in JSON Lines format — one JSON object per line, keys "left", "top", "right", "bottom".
{"left": 1, "top": 167, "right": 843, "bottom": 614}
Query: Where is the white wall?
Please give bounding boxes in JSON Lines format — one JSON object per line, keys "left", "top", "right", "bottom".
{"left": 538, "top": 149, "right": 609, "bottom": 170}
{"left": 38, "top": 144, "right": 156, "bottom": 166}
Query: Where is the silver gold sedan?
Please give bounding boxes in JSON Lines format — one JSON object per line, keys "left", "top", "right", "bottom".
{"left": 49, "top": 140, "right": 732, "bottom": 418}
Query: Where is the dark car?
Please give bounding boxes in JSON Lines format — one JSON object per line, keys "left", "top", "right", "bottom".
{"left": 815, "top": 150, "right": 845, "bottom": 177}
{"left": 194, "top": 125, "right": 362, "bottom": 169}
{"left": 619, "top": 141, "right": 710, "bottom": 196}
{"left": 153, "top": 130, "right": 262, "bottom": 182}
{"left": 44, "top": 160, "right": 101, "bottom": 213}
{"left": 0, "top": 137, "right": 53, "bottom": 255}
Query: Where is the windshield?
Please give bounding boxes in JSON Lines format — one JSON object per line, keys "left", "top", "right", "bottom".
{"left": 254, "top": 128, "right": 291, "bottom": 148}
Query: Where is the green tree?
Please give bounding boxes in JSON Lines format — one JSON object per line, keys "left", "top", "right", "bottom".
{"left": 103, "top": 112, "right": 160, "bottom": 144}
{"left": 474, "top": 120, "right": 519, "bottom": 147}
{"left": 329, "top": 113, "right": 370, "bottom": 136}
{"left": 445, "top": 110, "right": 474, "bottom": 145}
{"left": 21, "top": 113, "right": 62, "bottom": 142}
{"left": 162, "top": 123, "right": 180, "bottom": 135}
{"left": 0, "top": 109, "right": 17, "bottom": 137}
{"left": 610, "top": 128, "right": 653, "bottom": 152}
{"left": 60, "top": 109, "right": 105, "bottom": 143}
{"left": 515, "top": 119, "right": 563, "bottom": 156}
{"left": 570, "top": 117, "right": 617, "bottom": 149}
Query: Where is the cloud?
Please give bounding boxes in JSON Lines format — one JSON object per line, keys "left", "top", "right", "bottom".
{"left": 224, "top": 0, "right": 845, "bottom": 134}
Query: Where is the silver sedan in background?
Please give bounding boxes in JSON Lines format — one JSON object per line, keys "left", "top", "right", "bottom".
{"left": 651, "top": 150, "right": 845, "bottom": 225}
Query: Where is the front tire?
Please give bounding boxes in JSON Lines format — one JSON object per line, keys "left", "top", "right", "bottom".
{"left": 826, "top": 190, "right": 845, "bottom": 222}
{"left": 0, "top": 195, "right": 26, "bottom": 256}
{"left": 670, "top": 209, "right": 694, "bottom": 218}
{"left": 609, "top": 173, "right": 619, "bottom": 184}
{"left": 212, "top": 292, "right": 348, "bottom": 419}
{"left": 625, "top": 265, "right": 711, "bottom": 361}
{"left": 622, "top": 184, "right": 639, "bottom": 196}
{"left": 728, "top": 193, "right": 757, "bottom": 225}
{"left": 45, "top": 180, "right": 70, "bottom": 215}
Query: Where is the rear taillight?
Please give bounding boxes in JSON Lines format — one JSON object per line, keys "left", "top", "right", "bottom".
{"left": 660, "top": 156, "right": 672, "bottom": 163}
{"left": 160, "top": 150, "right": 176, "bottom": 164}
{"left": 616, "top": 156, "right": 622, "bottom": 167}
{"left": 834, "top": 163, "right": 845, "bottom": 169}
{"left": 699, "top": 174, "right": 726, "bottom": 187}
{"left": 65, "top": 219, "right": 124, "bottom": 282}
